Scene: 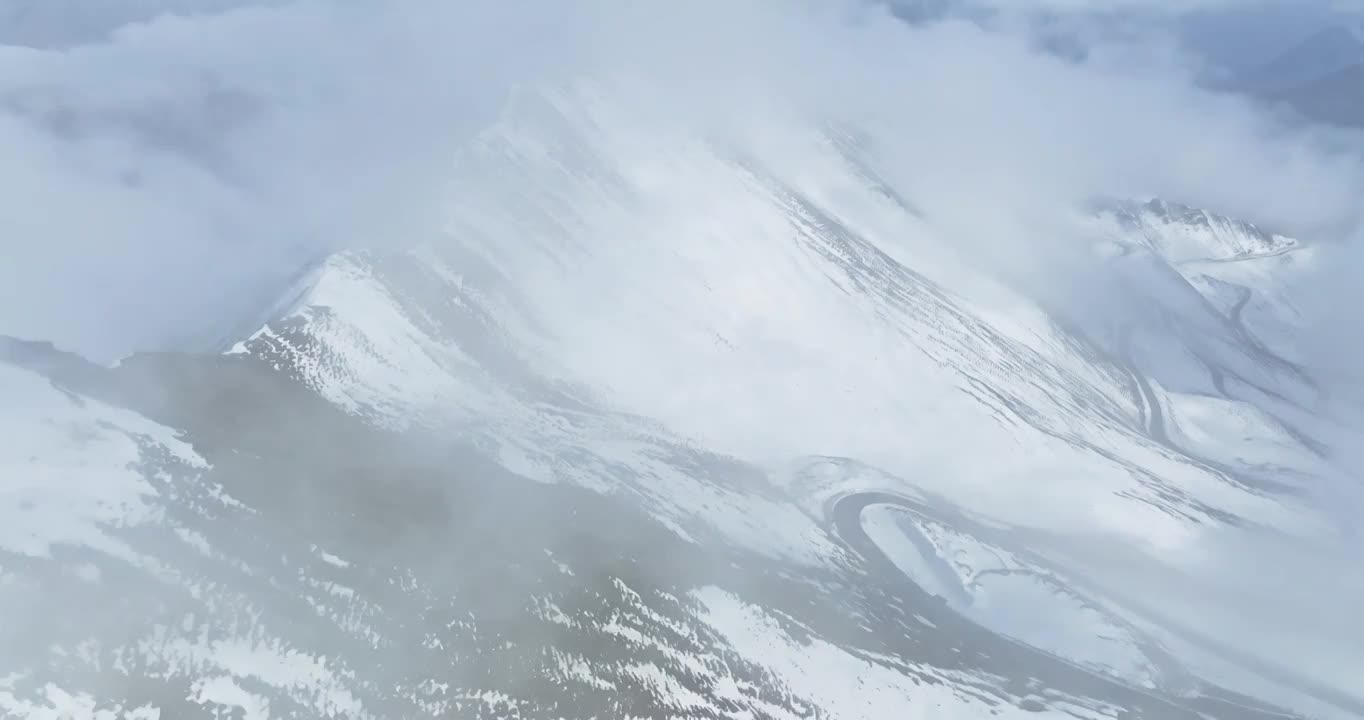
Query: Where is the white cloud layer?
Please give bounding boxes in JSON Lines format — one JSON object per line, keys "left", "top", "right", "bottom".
{"left": 0, "top": 1, "right": 587, "bottom": 358}
{"left": 3, "top": 0, "right": 1362, "bottom": 362}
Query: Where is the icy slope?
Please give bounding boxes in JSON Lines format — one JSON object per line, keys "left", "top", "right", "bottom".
{"left": 202, "top": 86, "right": 1361, "bottom": 715}
{"left": 861, "top": 503, "right": 1173, "bottom": 690}
{"left": 8, "top": 342, "right": 1240, "bottom": 720}
{"left": 1092, "top": 200, "right": 1359, "bottom": 490}
{"left": 0, "top": 363, "right": 205, "bottom": 562}
{"left": 6, "top": 80, "right": 1362, "bottom": 718}
{"left": 0, "top": 363, "right": 367, "bottom": 718}
{"left": 239, "top": 88, "right": 1315, "bottom": 551}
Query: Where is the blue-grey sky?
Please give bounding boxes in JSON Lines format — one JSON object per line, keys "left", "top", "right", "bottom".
{"left": 1179, "top": 1, "right": 1348, "bottom": 70}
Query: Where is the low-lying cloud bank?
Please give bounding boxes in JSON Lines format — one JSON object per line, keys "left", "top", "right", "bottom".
{"left": 2, "top": 0, "right": 1362, "bottom": 362}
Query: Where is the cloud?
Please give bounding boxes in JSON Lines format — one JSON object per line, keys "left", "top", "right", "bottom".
{"left": 0, "top": 0, "right": 280, "bottom": 48}
{"left": 927, "top": 0, "right": 1327, "bottom": 17}
{"left": 896, "top": 0, "right": 1361, "bottom": 80}
{"left": 3, "top": 0, "right": 1362, "bottom": 363}
{"left": 0, "top": 1, "right": 589, "bottom": 360}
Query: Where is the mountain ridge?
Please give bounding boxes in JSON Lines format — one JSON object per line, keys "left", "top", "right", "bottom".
{"left": 3, "top": 85, "right": 1359, "bottom": 718}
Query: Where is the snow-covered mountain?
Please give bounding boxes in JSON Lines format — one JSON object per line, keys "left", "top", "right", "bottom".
{"left": 5, "top": 71, "right": 1363, "bottom": 719}
{"left": 1104, "top": 199, "right": 1297, "bottom": 263}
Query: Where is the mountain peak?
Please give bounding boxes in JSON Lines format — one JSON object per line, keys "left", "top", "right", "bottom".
{"left": 1105, "top": 198, "right": 1296, "bottom": 264}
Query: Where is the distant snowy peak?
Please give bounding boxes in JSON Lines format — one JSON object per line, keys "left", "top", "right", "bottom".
{"left": 1105, "top": 198, "right": 1297, "bottom": 264}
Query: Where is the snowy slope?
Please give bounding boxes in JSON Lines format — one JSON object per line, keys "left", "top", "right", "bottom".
{"left": 6, "top": 342, "right": 1217, "bottom": 720}
{"left": 0, "top": 364, "right": 365, "bottom": 718}
{"left": 6, "top": 79, "right": 1363, "bottom": 719}
{"left": 861, "top": 503, "right": 1175, "bottom": 690}
{"left": 239, "top": 88, "right": 1313, "bottom": 550}
{"left": 210, "top": 84, "right": 1355, "bottom": 712}
{"left": 0, "top": 363, "right": 205, "bottom": 562}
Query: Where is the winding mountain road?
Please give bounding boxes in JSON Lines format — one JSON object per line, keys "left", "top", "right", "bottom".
{"left": 826, "top": 491, "right": 1302, "bottom": 720}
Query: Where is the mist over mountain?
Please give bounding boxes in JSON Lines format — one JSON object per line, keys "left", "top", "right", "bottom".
{"left": 905, "top": 0, "right": 1364, "bottom": 130}
{"left": 1239, "top": 25, "right": 1363, "bottom": 93}
{"left": 1234, "top": 25, "right": 1364, "bottom": 129}
{"left": 4, "top": 2, "right": 1364, "bottom": 718}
